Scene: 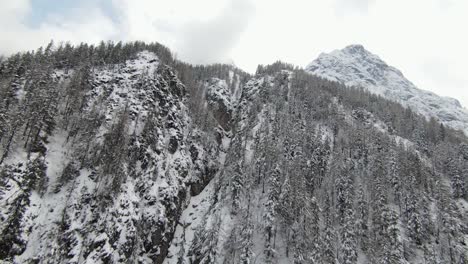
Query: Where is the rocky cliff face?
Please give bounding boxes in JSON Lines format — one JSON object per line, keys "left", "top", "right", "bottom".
{"left": 0, "top": 42, "right": 467, "bottom": 264}
{"left": 0, "top": 48, "right": 226, "bottom": 263}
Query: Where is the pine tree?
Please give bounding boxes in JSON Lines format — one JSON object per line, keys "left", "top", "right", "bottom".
{"left": 451, "top": 173, "right": 465, "bottom": 199}
{"left": 322, "top": 215, "right": 336, "bottom": 264}
{"left": 334, "top": 159, "right": 357, "bottom": 264}
{"left": 263, "top": 165, "right": 281, "bottom": 261}
{"left": 239, "top": 191, "right": 254, "bottom": 264}
{"left": 380, "top": 209, "right": 404, "bottom": 264}
{"left": 239, "top": 220, "right": 254, "bottom": 264}
{"left": 356, "top": 185, "right": 369, "bottom": 251}
{"left": 189, "top": 213, "right": 221, "bottom": 264}
{"left": 405, "top": 193, "right": 424, "bottom": 246}
{"left": 278, "top": 176, "right": 294, "bottom": 257}
{"left": 341, "top": 207, "right": 358, "bottom": 264}
{"left": 306, "top": 197, "right": 321, "bottom": 263}
{"left": 230, "top": 161, "right": 244, "bottom": 215}
{"left": 423, "top": 243, "right": 438, "bottom": 264}
{"left": 388, "top": 148, "right": 402, "bottom": 209}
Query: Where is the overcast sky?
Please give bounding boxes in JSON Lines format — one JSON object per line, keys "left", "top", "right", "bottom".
{"left": 1, "top": 0, "right": 467, "bottom": 107}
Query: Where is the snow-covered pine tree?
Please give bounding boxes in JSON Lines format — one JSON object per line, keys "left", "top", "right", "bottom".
{"left": 341, "top": 207, "right": 358, "bottom": 264}
{"left": 189, "top": 212, "right": 221, "bottom": 264}
{"left": 379, "top": 209, "right": 405, "bottom": 264}
{"left": 452, "top": 172, "right": 465, "bottom": 199}
{"left": 263, "top": 165, "right": 281, "bottom": 261}
{"left": 405, "top": 192, "right": 424, "bottom": 246}
{"left": 423, "top": 243, "right": 438, "bottom": 264}
{"left": 356, "top": 185, "right": 369, "bottom": 252}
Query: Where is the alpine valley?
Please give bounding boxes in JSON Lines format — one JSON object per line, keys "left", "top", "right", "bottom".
{"left": 0, "top": 42, "right": 467, "bottom": 264}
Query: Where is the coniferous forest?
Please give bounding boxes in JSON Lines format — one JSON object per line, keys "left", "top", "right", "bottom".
{"left": 0, "top": 41, "right": 467, "bottom": 263}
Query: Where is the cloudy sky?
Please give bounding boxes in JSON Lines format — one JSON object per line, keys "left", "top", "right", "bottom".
{"left": 1, "top": 0, "right": 467, "bottom": 107}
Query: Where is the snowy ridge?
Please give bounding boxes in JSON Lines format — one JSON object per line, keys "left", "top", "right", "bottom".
{"left": 1, "top": 43, "right": 467, "bottom": 264}
{"left": 306, "top": 44, "right": 468, "bottom": 134}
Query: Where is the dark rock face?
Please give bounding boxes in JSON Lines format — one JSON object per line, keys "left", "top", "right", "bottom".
{"left": 190, "top": 165, "right": 217, "bottom": 197}
{"left": 150, "top": 189, "right": 186, "bottom": 264}
{"left": 168, "top": 136, "right": 179, "bottom": 154}
{"left": 210, "top": 103, "right": 232, "bottom": 131}
{"left": 205, "top": 78, "right": 234, "bottom": 130}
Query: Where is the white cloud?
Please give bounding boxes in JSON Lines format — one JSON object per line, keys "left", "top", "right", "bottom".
{"left": 0, "top": 0, "right": 467, "bottom": 107}
{"left": 334, "top": 0, "right": 375, "bottom": 14}
{"left": 110, "top": 0, "right": 254, "bottom": 64}
{"left": 0, "top": 0, "right": 118, "bottom": 54}
{"left": 174, "top": 0, "right": 255, "bottom": 64}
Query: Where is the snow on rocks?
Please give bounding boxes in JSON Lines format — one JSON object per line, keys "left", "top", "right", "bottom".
{"left": 307, "top": 44, "right": 468, "bottom": 135}
{"left": 0, "top": 50, "right": 225, "bottom": 264}
{"left": 205, "top": 78, "right": 235, "bottom": 130}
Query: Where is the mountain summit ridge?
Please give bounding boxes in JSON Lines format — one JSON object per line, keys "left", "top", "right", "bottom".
{"left": 306, "top": 44, "right": 468, "bottom": 134}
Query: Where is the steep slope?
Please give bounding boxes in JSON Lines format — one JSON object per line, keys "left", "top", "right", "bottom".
{"left": 0, "top": 42, "right": 467, "bottom": 264}
{"left": 306, "top": 44, "right": 468, "bottom": 135}
{"left": 0, "top": 48, "right": 227, "bottom": 263}
{"left": 166, "top": 63, "right": 468, "bottom": 264}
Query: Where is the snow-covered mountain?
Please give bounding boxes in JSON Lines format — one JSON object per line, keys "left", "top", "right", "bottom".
{"left": 0, "top": 42, "right": 467, "bottom": 264}
{"left": 306, "top": 44, "right": 468, "bottom": 135}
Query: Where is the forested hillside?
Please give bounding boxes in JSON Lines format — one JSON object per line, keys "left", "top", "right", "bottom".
{"left": 0, "top": 41, "right": 466, "bottom": 264}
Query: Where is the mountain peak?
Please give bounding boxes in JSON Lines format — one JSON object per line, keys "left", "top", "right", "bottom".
{"left": 306, "top": 45, "right": 468, "bottom": 134}
{"left": 342, "top": 44, "right": 367, "bottom": 54}
{"left": 306, "top": 44, "right": 390, "bottom": 85}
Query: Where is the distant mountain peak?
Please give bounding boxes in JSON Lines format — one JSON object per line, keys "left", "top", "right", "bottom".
{"left": 343, "top": 44, "right": 366, "bottom": 53}
{"left": 306, "top": 45, "right": 468, "bottom": 134}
